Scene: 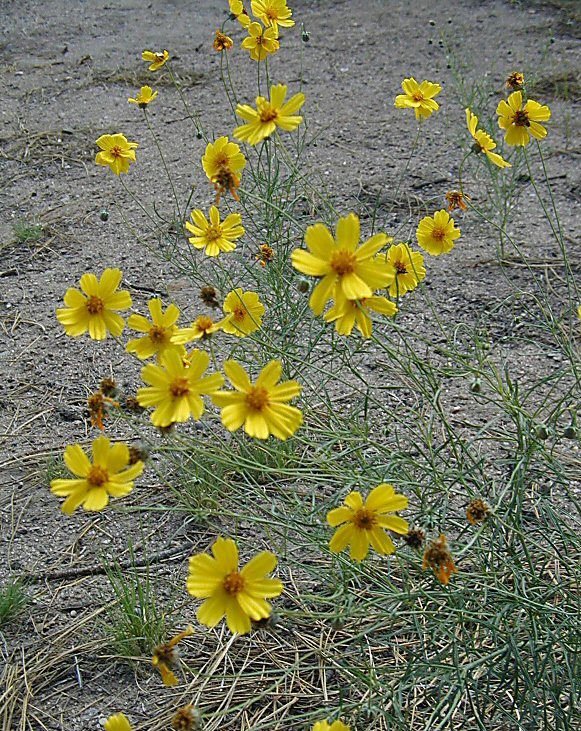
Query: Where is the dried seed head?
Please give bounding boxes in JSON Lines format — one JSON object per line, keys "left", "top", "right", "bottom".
{"left": 128, "top": 445, "right": 149, "bottom": 465}
{"left": 200, "top": 286, "right": 220, "bottom": 308}
{"left": 124, "top": 396, "right": 145, "bottom": 413}
{"left": 172, "top": 704, "right": 202, "bottom": 730}
{"left": 466, "top": 498, "right": 489, "bottom": 525}
{"left": 99, "top": 377, "right": 117, "bottom": 397}
{"left": 403, "top": 527, "right": 426, "bottom": 550}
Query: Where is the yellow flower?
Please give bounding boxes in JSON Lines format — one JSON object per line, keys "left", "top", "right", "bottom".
{"left": 95, "top": 133, "right": 138, "bottom": 175}
{"left": 50, "top": 437, "right": 144, "bottom": 515}
{"left": 496, "top": 91, "right": 551, "bottom": 146}
{"left": 312, "top": 721, "right": 351, "bottom": 731}
{"left": 505, "top": 71, "right": 524, "bottom": 90}
{"left": 241, "top": 21, "right": 280, "bottom": 61}
{"left": 202, "top": 136, "right": 246, "bottom": 203}
{"left": 152, "top": 626, "right": 193, "bottom": 686}
{"left": 251, "top": 0, "right": 295, "bottom": 33}
{"left": 172, "top": 315, "right": 226, "bottom": 344}
{"left": 128, "top": 85, "right": 158, "bottom": 107}
{"left": 422, "top": 534, "right": 457, "bottom": 585}
{"left": 126, "top": 298, "right": 186, "bottom": 361}
{"left": 416, "top": 209, "right": 461, "bottom": 256}
{"left": 385, "top": 243, "right": 426, "bottom": 297}
{"left": 291, "top": 213, "right": 392, "bottom": 315}
{"left": 465, "top": 108, "right": 511, "bottom": 168}
{"left": 221, "top": 288, "right": 265, "bottom": 337}
{"left": 213, "top": 30, "right": 234, "bottom": 51}
{"left": 234, "top": 84, "right": 305, "bottom": 146}
{"left": 137, "top": 349, "right": 224, "bottom": 427}
{"left": 327, "top": 483, "right": 408, "bottom": 562}
{"left": 56, "top": 268, "right": 132, "bottom": 340}
{"left": 185, "top": 206, "right": 244, "bottom": 257}
{"left": 142, "top": 49, "right": 169, "bottom": 71}
{"left": 104, "top": 714, "right": 133, "bottom": 731}
{"left": 395, "top": 77, "right": 442, "bottom": 119}
{"left": 229, "top": 0, "right": 251, "bottom": 28}
{"left": 211, "top": 360, "right": 302, "bottom": 440}
{"left": 324, "top": 291, "right": 397, "bottom": 338}
{"left": 187, "top": 536, "right": 283, "bottom": 634}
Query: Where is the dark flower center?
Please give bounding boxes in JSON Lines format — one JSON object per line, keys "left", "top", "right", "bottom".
{"left": 86, "top": 295, "right": 105, "bottom": 314}
{"left": 223, "top": 571, "right": 245, "bottom": 595}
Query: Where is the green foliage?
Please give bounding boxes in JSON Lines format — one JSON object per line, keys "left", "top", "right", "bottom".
{"left": 0, "top": 579, "right": 29, "bottom": 628}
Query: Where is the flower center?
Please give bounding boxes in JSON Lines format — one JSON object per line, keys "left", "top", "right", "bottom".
{"left": 330, "top": 250, "right": 357, "bottom": 276}
{"left": 196, "top": 315, "right": 214, "bottom": 332}
{"left": 260, "top": 105, "right": 279, "bottom": 123}
{"left": 170, "top": 377, "right": 190, "bottom": 398}
{"left": 266, "top": 8, "right": 279, "bottom": 19}
{"left": 214, "top": 154, "right": 230, "bottom": 168}
{"left": 412, "top": 91, "right": 424, "bottom": 102}
{"left": 86, "top": 295, "right": 105, "bottom": 314}
{"left": 205, "top": 224, "right": 223, "bottom": 242}
{"left": 223, "top": 571, "right": 245, "bottom": 595}
{"left": 431, "top": 226, "right": 446, "bottom": 241}
{"left": 353, "top": 508, "right": 377, "bottom": 530}
{"left": 148, "top": 325, "right": 167, "bottom": 343}
{"left": 88, "top": 465, "right": 109, "bottom": 487}
{"left": 232, "top": 305, "right": 247, "bottom": 322}
{"left": 513, "top": 109, "right": 530, "bottom": 127}
{"left": 110, "top": 145, "right": 123, "bottom": 159}
{"left": 394, "top": 260, "right": 408, "bottom": 274}
{"left": 246, "top": 386, "right": 270, "bottom": 411}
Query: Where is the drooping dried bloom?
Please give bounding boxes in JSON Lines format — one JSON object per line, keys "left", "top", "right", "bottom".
{"left": 235, "top": 84, "right": 305, "bottom": 145}
{"left": 385, "top": 243, "right": 426, "bottom": 297}
{"left": 185, "top": 206, "right": 244, "bottom": 257}
{"left": 328, "top": 483, "right": 409, "bottom": 562}
{"left": 56, "top": 268, "right": 132, "bottom": 340}
{"left": 142, "top": 49, "right": 169, "bottom": 71}
{"left": 128, "top": 444, "right": 149, "bottom": 465}
{"left": 50, "top": 437, "right": 144, "bottom": 514}
{"left": 212, "top": 359, "right": 302, "bottom": 440}
{"left": 136, "top": 349, "right": 224, "bottom": 427}
{"left": 445, "top": 190, "right": 469, "bottom": 212}
{"left": 466, "top": 498, "right": 490, "bottom": 525}
{"left": 152, "top": 626, "right": 194, "bottom": 686}
{"left": 466, "top": 108, "right": 511, "bottom": 168}
{"left": 403, "top": 527, "right": 425, "bottom": 550}
{"left": 505, "top": 71, "right": 524, "bottom": 91}
{"left": 200, "top": 286, "right": 220, "bottom": 308}
{"left": 126, "top": 299, "right": 186, "bottom": 361}
{"left": 187, "top": 536, "right": 283, "bottom": 634}
{"left": 221, "top": 288, "right": 265, "bottom": 337}
{"left": 241, "top": 21, "right": 280, "bottom": 62}
{"left": 213, "top": 30, "right": 233, "bottom": 51}
{"left": 422, "top": 534, "right": 457, "bottom": 585}
{"left": 100, "top": 377, "right": 117, "bottom": 397}
{"left": 172, "top": 705, "right": 201, "bottom": 731}
{"left": 395, "top": 77, "right": 442, "bottom": 119}
{"left": 416, "top": 210, "right": 461, "bottom": 256}
{"left": 87, "top": 390, "right": 118, "bottom": 431}
{"left": 95, "top": 134, "right": 138, "bottom": 175}
{"left": 291, "top": 213, "right": 392, "bottom": 314}
{"left": 496, "top": 91, "right": 551, "bottom": 146}
{"left": 257, "top": 243, "right": 274, "bottom": 266}
{"left": 128, "top": 85, "right": 158, "bottom": 108}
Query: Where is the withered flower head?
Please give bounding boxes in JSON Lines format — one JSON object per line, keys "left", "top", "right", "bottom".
{"left": 128, "top": 445, "right": 149, "bottom": 465}
{"left": 445, "top": 190, "right": 469, "bottom": 212}
{"left": 123, "top": 395, "right": 145, "bottom": 414}
{"left": 422, "top": 534, "right": 457, "bottom": 585}
{"left": 213, "top": 30, "right": 234, "bottom": 52}
{"left": 403, "top": 527, "right": 426, "bottom": 550}
{"left": 172, "top": 705, "right": 201, "bottom": 731}
{"left": 466, "top": 498, "right": 490, "bottom": 525}
{"left": 99, "top": 377, "right": 117, "bottom": 397}
{"left": 505, "top": 71, "right": 525, "bottom": 90}
{"left": 257, "top": 243, "right": 274, "bottom": 266}
{"left": 152, "top": 626, "right": 194, "bottom": 686}
{"left": 200, "top": 286, "right": 220, "bottom": 308}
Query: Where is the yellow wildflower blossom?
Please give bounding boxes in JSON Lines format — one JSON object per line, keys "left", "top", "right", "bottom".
{"left": 212, "top": 360, "right": 302, "bottom": 440}
{"left": 128, "top": 85, "right": 158, "bottom": 107}
{"left": 241, "top": 21, "right": 279, "bottom": 61}
{"left": 50, "top": 437, "right": 144, "bottom": 515}
{"left": 185, "top": 206, "right": 244, "bottom": 257}
{"left": 221, "top": 288, "right": 265, "bottom": 337}
{"left": 56, "top": 268, "right": 131, "bottom": 340}
{"left": 328, "top": 483, "right": 408, "bottom": 562}
{"left": 251, "top": 0, "right": 295, "bottom": 33}
{"left": 466, "top": 108, "right": 511, "bottom": 168}
{"left": 172, "top": 315, "right": 226, "bottom": 344}
{"left": 496, "top": 91, "right": 551, "bottom": 146}
{"left": 126, "top": 298, "right": 186, "bottom": 361}
{"left": 187, "top": 536, "right": 283, "bottom": 634}
{"left": 291, "top": 213, "right": 392, "bottom": 315}
{"left": 324, "top": 291, "right": 397, "bottom": 338}
{"left": 95, "top": 133, "right": 138, "bottom": 175}
{"left": 416, "top": 209, "right": 460, "bottom": 256}
{"left": 137, "top": 349, "right": 224, "bottom": 427}
{"left": 229, "top": 0, "right": 251, "bottom": 28}
{"left": 202, "top": 136, "right": 246, "bottom": 203}
{"left": 104, "top": 714, "right": 133, "bottom": 731}
{"left": 312, "top": 721, "right": 351, "bottom": 731}
{"left": 395, "top": 77, "right": 442, "bottom": 119}
{"left": 385, "top": 243, "right": 426, "bottom": 297}
{"left": 234, "top": 84, "right": 305, "bottom": 146}
{"left": 142, "top": 49, "right": 169, "bottom": 71}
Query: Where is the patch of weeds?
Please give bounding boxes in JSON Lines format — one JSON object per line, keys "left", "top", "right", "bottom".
{"left": 44, "top": 455, "right": 67, "bottom": 484}
{"left": 530, "top": 70, "right": 581, "bottom": 102}
{"left": 172, "top": 453, "right": 231, "bottom": 518}
{"left": 101, "top": 545, "right": 167, "bottom": 661}
{"left": 0, "top": 579, "right": 29, "bottom": 628}
{"left": 12, "top": 220, "right": 44, "bottom": 245}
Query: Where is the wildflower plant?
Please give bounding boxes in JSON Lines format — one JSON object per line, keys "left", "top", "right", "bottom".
{"left": 46, "top": 3, "right": 580, "bottom": 730}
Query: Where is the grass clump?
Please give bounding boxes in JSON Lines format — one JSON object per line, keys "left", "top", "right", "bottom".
{"left": 0, "top": 579, "right": 29, "bottom": 628}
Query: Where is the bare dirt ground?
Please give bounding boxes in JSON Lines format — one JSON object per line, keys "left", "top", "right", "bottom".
{"left": 0, "top": 0, "right": 580, "bottom": 729}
